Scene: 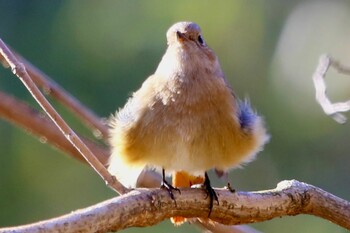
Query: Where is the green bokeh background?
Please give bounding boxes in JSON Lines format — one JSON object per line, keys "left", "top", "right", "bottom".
{"left": 1, "top": 1, "right": 350, "bottom": 232}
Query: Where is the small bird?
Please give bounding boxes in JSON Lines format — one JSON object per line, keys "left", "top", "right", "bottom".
{"left": 108, "top": 21, "right": 269, "bottom": 225}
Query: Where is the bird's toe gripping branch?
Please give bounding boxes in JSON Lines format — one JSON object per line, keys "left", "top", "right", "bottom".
{"left": 204, "top": 172, "right": 219, "bottom": 217}
{"left": 161, "top": 168, "right": 181, "bottom": 200}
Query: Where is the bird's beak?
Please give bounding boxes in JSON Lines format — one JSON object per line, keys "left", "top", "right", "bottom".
{"left": 176, "top": 31, "right": 186, "bottom": 43}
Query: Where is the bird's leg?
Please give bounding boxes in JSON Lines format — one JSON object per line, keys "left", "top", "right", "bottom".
{"left": 160, "top": 168, "right": 181, "bottom": 199}
{"left": 204, "top": 172, "right": 219, "bottom": 217}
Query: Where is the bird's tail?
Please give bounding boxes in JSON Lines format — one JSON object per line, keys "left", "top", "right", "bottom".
{"left": 107, "top": 152, "right": 145, "bottom": 188}
{"left": 171, "top": 171, "right": 205, "bottom": 226}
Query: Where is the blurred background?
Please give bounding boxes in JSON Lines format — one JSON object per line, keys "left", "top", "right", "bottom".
{"left": 0, "top": 1, "right": 350, "bottom": 232}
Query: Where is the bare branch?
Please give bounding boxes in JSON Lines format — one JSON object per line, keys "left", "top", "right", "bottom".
{"left": 0, "top": 50, "right": 109, "bottom": 140}
{"left": 0, "top": 90, "right": 109, "bottom": 165}
{"left": 0, "top": 180, "right": 348, "bottom": 232}
{"left": 0, "top": 38, "right": 128, "bottom": 194}
{"left": 313, "top": 54, "right": 350, "bottom": 123}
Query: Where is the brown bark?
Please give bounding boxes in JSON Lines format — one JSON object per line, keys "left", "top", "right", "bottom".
{"left": 0, "top": 180, "right": 349, "bottom": 233}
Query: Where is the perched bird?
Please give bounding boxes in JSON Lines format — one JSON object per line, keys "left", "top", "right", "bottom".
{"left": 108, "top": 21, "right": 269, "bottom": 225}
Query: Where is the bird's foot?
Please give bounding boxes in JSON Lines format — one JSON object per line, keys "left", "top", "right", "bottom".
{"left": 204, "top": 172, "right": 219, "bottom": 217}
{"left": 161, "top": 179, "right": 181, "bottom": 199}
{"left": 161, "top": 168, "right": 180, "bottom": 200}
{"left": 225, "top": 182, "right": 236, "bottom": 193}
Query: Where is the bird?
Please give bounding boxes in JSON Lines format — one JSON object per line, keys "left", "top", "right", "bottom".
{"left": 108, "top": 21, "right": 269, "bottom": 225}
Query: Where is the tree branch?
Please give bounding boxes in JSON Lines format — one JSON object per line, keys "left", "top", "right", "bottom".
{"left": 0, "top": 90, "right": 109, "bottom": 165}
{"left": 0, "top": 180, "right": 349, "bottom": 232}
{"left": 0, "top": 38, "right": 128, "bottom": 194}
{"left": 0, "top": 50, "right": 109, "bottom": 140}
{"left": 313, "top": 54, "right": 350, "bottom": 124}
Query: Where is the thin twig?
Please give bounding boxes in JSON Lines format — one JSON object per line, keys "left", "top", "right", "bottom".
{"left": 0, "top": 180, "right": 349, "bottom": 232}
{"left": 313, "top": 54, "right": 350, "bottom": 123}
{"left": 12, "top": 52, "right": 109, "bottom": 139}
{"left": 0, "top": 51, "right": 108, "bottom": 140}
{"left": 0, "top": 38, "right": 128, "bottom": 195}
{"left": 0, "top": 90, "right": 109, "bottom": 165}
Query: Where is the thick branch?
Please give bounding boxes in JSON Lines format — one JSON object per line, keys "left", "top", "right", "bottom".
{"left": 0, "top": 180, "right": 348, "bottom": 232}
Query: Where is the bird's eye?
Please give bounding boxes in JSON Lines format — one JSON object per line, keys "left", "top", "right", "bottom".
{"left": 197, "top": 35, "right": 205, "bottom": 46}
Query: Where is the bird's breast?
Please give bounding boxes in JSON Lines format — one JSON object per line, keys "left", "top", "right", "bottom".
{"left": 130, "top": 73, "right": 248, "bottom": 171}
{"left": 115, "top": 71, "right": 264, "bottom": 174}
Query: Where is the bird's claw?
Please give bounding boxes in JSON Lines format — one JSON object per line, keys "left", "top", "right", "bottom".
{"left": 225, "top": 182, "right": 236, "bottom": 193}
{"left": 161, "top": 180, "right": 181, "bottom": 200}
{"left": 204, "top": 172, "right": 219, "bottom": 217}
{"left": 161, "top": 168, "right": 180, "bottom": 200}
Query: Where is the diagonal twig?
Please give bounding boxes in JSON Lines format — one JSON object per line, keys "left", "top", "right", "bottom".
{"left": 13, "top": 52, "right": 109, "bottom": 139}
{"left": 0, "top": 51, "right": 109, "bottom": 140}
{"left": 0, "top": 38, "right": 128, "bottom": 195}
{"left": 0, "top": 90, "right": 109, "bottom": 165}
